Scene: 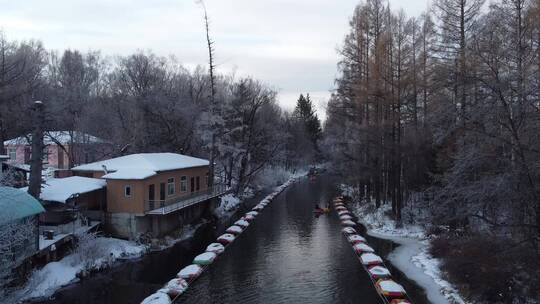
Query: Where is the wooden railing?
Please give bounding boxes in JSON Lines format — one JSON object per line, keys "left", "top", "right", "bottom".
{"left": 144, "top": 184, "right": 229, "bottom": 215}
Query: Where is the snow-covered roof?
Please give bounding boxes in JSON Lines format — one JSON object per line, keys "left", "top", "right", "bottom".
{"left": 4, "top": 131, "right": 106, "bottom": 146}
{"left": 0, "top": 187, "right": 45, "bottom": 225}
{"left": 72, "top": 153, "right": 209, "bottom": 180}
{"left": 21, "top": 177, "right": 106, "bottom": 203}
{"left": 4, "top": 163, "right": 31, "bottom": 172}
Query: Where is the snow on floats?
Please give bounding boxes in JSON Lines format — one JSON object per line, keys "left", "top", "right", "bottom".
{"left": 340, "top": 214, "right": 353, "bottom": 220}
{"left": 341, "top": 219, "right": 356, "bottom": 227}
{"left": 369, "top": 266, "right": 392, "bottom": 279}
{"left": 141, "top": 175, "right": 303, "bottom": 304}
{"left": 243, "top": 214, "right": 255, "bottom": 221}
{"left": 205, "top": 243, "right": 225, "bottom": 255}
{"left": 225, "top": 225, "right": 243, "bottom": 235}
{"left": 348, "top": 234, "right": 367, "bottom": 244}
{"left": 342, "top": 227, "right": 357, "bottom": 234}
{"left": 234, "top": 219, "right": 250, "bottom": 228}
{"left": 353, "top": 243, "right": 375, "bottom": 254}
{"left": 177, "top": 264, "right": 203, "bottom": 280}
{"left": 193, "top": 252, "right": 217, "bottom": 265}
{"left": 217, "top": 233, "right": 236, "bottom": 245}
{"left": 246, "top": 211, "right": 258, "bottom": 217}
{"left": 376, "top": 279, "right": 407, "bottom": 297}
{"left": 141, "top": 291, "right": 171, "bottom": 304}
{"left": 162, "top": 278, "right": 188, "bottom": 297}
{"left": 360, "top": 253, "right": 384, "bottom": 266}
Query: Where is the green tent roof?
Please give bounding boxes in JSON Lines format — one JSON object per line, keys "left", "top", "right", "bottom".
{"left": 0, "top": 187, "right": 45, "bottom": 225}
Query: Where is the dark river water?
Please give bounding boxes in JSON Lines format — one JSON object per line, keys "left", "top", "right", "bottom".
{"left": 31, "top": 174, "right": 429, "bottom": 304}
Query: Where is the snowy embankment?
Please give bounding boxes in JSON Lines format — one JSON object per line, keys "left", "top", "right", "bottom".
{"left": 214, "top": 167, "right": 306, "bottom": 218}
{"left": 9, "top": 236, "right": 146, "bottom": 303}
{"left": 351, "top": 202, "right": 468, "bottom": 304}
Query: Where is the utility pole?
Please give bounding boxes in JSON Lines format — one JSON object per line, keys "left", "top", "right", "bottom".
{"left": 28, "top": 101, "right": 45, "bottom": 199}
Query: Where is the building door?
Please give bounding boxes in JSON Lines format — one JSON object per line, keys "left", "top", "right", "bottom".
{"left": 148, "top": 184, "right": 155, "bottom": 210}
{"left": 58, "top": 148, "right": 64, "bottom": 169}
{"left": 190, "top": 177, "right": 195, "bottom": 193}
{"left": 160, "top": 183, "right": 166, "bottom": 202}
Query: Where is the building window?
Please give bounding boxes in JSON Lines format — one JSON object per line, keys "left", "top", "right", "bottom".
{"left": 205, "top": 173, "right": 209, "bottom": 187}
{"left": 124, "top": 185, "right": 132, "bottom": 197}
{"left": 8, "top": 148, "right": 16, "bottom": 160}
{"left": 180, "top": 176, "right": 187, "bottom": 192}
{"left": 196, "top": 176, "right": 200, "bottom": 191}
{"left": 167, "top": 177, "right": 175, "bottom": 196}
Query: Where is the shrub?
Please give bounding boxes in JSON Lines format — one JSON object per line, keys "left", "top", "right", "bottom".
{"left": 430, "top": 234, "right": 540, "bottom": 303}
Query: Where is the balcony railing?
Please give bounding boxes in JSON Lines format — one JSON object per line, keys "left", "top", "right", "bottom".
{"left": 144, "top": 184, "right": 229, "bottom": 215}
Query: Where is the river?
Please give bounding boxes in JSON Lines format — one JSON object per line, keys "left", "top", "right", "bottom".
{"left": 32, "top": 174, "right": 429, "bottom": 304}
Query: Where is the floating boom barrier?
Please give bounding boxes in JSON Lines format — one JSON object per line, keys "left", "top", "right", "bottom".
{"left": 332, "top": 196, "right": 413, "bottom": 304}
{"left": 141, "top": 177, "right": 300, "bottom": 304}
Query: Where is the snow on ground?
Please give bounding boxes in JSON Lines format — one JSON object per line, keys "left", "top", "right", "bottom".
{"left": 214, "top": 194, "right": 241, "bottom": 218}
{"left": 158, "top": 224, "right": 202, "bottom": 250}
{"left": 350, "top": 200, "right": 468, "bottom": 304}
{"left": 10, "top": 237, "right": 146, "bottom": 302}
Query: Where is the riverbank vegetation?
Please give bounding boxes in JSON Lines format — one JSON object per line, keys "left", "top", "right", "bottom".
{"left": 325, "top": 0, "right": 540, "bottom": 302}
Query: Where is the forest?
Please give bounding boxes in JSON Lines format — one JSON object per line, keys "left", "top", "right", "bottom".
{"left": 0, "top": 36, "right": 322, "bottom": 194}
{"left": 324, "top": 0, "right": 540, "bottom": 301}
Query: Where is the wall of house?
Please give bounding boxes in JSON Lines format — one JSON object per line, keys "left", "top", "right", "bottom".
{"left": 104, "top": 197, "right": 218, "bottom": 239}
{"left": 104, "top": 166, "right": 209, "bottom": 215}
{"left": 4, "top": 144, "right": 69, "bottom": 169}
{"left": 5, "top": 143, "right": 111, "bottom": 170}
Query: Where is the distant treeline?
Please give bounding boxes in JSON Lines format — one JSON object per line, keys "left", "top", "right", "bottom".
{"left": 0, "top": 34, "right": 320, "bottom": 193}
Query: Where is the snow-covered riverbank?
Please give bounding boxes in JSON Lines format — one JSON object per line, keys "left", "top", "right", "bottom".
{"left": 351, "top": 203, "right": 469, "bottom": 304}
{"left": 5, "top": 236, "right": 146, "bottom": 303}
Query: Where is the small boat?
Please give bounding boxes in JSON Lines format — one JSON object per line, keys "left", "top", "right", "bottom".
{"left": 206, "top": 243, "right": 225, "bottom": 255}
{"left": 193, "top": 252, "right": 217, "bottom": 265}
{"left": 226, "top": 225, "right": 243, "bottom": 235}
{"left": 369, "top": 266, "right": 391, "bottom": 279}
{"left": 162, "top": 278, "right": 188, "bottom": 297}
{"left": 341, "top": 220, "right": 356, "bottom": 227}
{"left": 360, "top": 253, "right": 383, "bottom": 266}
{"left": 376, "top": 279, "right": 407, "bottom": 298}
{"left": 353, "top": 243, "right": 374, "bottom": 254}
{"left": 217, "top": 233, "right": 236, "bottom": 245}
{"left": 348, "top": 234, "right": 367, "bottom": 244}
{"left": 234, "top": 219, "right": 250, "bottom": 228}
{"left": 342, "top": 227, "right": 357, "bottom": 234}
{"left": 177, "top": 264, "right": 203, "bottom": 280}
{"left": 141, "top": 291, "right": 171, "bottom": 304}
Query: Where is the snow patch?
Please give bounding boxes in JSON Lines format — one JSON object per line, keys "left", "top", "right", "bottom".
{"left": 214, "top": 194, "right": 241, "bottom": 218}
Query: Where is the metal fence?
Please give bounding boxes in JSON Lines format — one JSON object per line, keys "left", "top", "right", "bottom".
{"left": 145, "top": 184, "right": 229, "bottom": 215}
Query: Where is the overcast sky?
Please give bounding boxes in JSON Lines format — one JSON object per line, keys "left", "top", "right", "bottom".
{"left": 0, "top": 0, "right": 430, "bottom": 118}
